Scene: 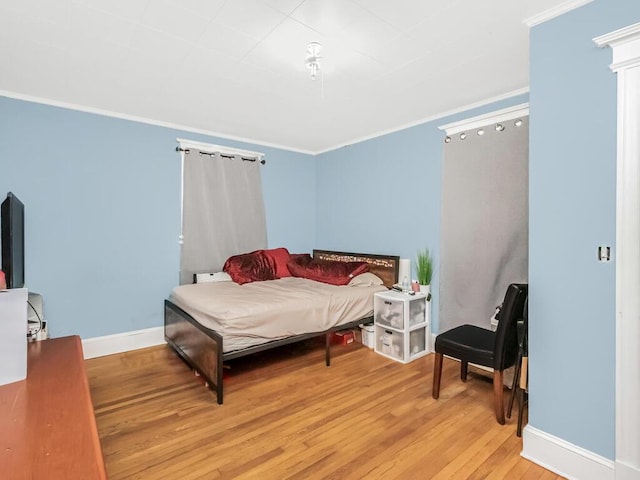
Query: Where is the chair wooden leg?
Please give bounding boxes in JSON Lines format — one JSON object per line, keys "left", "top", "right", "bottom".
{"left": 517, "top": 388, "right": 527, "bottom": 437}
{"left": 517, "top": 357, "right": 529, "bottom": 436}
{"left": 493, "top": 370, "right": 506, "bottom": 425}
{"left": 432, "top": 353, "right": 443, "bottom": 399}
{"left": 507, "top": 356, "right": 522, "bottom": 419}
{"left": 461, "top": 361, "right": 468, "bottom": 382}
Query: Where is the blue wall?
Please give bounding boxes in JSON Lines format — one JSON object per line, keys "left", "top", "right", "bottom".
{"left": 316, "top": 94, "right": 528, "bottom": 334}
{"left": 3, "top": 0, "right": 638, "bottom": 462}
{"left": 0, "top": 97, "right": 315, "bottom": 338}
{"left": 529, "top": 0, "right": 640, "bottom": 460}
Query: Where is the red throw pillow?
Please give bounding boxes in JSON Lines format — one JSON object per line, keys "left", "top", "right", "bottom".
{"left": 262, "top": 247, "right": 292, "bottom": 278}
{"left": 287, "top": 256, "right": 369, "bottom": 286}
{"left": 223, "top": 250, "right": 277, "bottom": 285}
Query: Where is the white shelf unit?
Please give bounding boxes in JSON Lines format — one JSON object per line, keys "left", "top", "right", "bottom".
{"left": 373, "top": 290, "right": 430, "bottom": 364}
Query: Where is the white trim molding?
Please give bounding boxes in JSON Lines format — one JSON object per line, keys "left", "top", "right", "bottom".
{"left": 81, "top": 326, "right": 165, "bottom": 359}
{"left": 0, "top": 89, "right": 315, "bottom": 155}
{"left": 438, "top": 103, "right": 529, "bottom": 135}
{"left": 524, "top": 0, "right": 594, "bottom": 28}
{"left": 522, "top": 426, "right": 615, "bottom": 480}
{"left": 318, "top": 87, "right": 530, "bottom": 155}
{"left": 594, "top": 22, "right": 640, "bottom": 480}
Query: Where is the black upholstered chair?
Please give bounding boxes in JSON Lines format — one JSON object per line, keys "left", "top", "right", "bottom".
{"left": 432, "top": 283, "right": 528, "bottom": 425}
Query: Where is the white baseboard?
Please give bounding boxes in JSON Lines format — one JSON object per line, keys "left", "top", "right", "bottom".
{"left": 522, "top": 425, "right": 615, "bottom": 480}
{"left": 82, "top": 326, "right": 165, "bottom": 359}
{"left": 615, "top": 460, "right": 640, "bottom": 480}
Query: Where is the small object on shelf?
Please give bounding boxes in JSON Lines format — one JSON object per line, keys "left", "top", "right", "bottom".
{"left": 391, "top": 283, "right": 417, "bottom": 294}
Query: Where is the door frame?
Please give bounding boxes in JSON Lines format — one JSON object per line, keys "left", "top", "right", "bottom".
{"left": 595, "top": 23, "right": 640, "bottom": 480}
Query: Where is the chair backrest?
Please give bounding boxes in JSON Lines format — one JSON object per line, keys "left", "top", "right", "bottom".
{"left": 493, "top": 283, "right": 528, "bottom": 370}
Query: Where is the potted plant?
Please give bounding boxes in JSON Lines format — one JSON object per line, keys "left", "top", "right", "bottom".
{"left": 415, "top": 248, "right": 434, "bottom": 295}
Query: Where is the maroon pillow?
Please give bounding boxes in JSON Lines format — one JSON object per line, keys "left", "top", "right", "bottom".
{"left": 223, "top": 250, "right": 277, "bottom": 285}
{"left": 287, "top": 256, "right": 369, "bottom": 286}
{"left": 262, "top": 247, "right": 292, "bottom": 278}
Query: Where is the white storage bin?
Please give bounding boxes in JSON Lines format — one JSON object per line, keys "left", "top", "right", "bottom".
{"left": 374, "top": 295, "right": 404, "bottom": 329}
{"left": 410, "top": 328, "right": 426, "bottom": 356}
{"left": 360, "top": 324, "right": 375, "bottom": 349}
{"left": 409, "top": 297, "right": 426, "bottom": 326}
{"left": 375, "top": 325, "right": 404, "bottom": 361}
{"left": 373, "top": 290, "right": 430, "bottom": 364}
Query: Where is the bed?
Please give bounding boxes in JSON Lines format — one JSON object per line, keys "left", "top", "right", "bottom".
{"left": 164, "top": 249, "right": 399, "bottom": 404}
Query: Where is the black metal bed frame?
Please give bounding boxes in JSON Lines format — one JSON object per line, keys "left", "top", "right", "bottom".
{"left": 164, "top": 250, "right": 399, "bottom": 404}
{"left": 165, "top": 299, "right": 371, "bottom": 404}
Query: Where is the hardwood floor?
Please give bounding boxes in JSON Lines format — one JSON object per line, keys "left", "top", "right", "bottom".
{"left": 86, "top": 339, "right": 563, "bottom": 479}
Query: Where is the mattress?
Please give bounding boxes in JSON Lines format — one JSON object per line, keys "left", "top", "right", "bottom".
{"left": 169, "top": 277, "right": 387, "bottom": 352}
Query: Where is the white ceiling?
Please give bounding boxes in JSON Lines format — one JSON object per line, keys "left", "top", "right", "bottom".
{"left": 0, "top": 0, "right": 588, "bottom": 154}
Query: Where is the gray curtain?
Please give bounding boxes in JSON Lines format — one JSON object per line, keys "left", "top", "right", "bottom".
{"left": 439, "top": 117, "right": 529, "bottom": 333}
{"left": 180, "top": 149, "right": 267, "bottom": 285}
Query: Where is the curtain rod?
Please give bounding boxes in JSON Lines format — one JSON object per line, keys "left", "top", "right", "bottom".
{"left": 175, "top": 146, "right": 266, "bottom": 165}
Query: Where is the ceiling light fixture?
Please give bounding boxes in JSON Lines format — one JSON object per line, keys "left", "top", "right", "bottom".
{"left": 306, "top": 42, "right": 322, "bottom": 80}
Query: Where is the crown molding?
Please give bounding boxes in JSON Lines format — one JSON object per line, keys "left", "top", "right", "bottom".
{"left": 1, "top": 87, "right": 530, "bottom": 157}
{"left": 594, "top": 22, "right": 640, "bottom": 47}
{"left": 0, "top": 89, "right": 315, "bottom": 156}
{"left": 594, "top": 23, "right": 640, "bottom": 72}
{"left": 524, "top": 0, "right": 594, "bottom": 28}
{"left": 317, "top": 88, "right": 529, "bottom": 155}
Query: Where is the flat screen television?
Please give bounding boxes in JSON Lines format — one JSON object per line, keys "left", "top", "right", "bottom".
{"left": 1, "top": 192, "right": 25, "bottom": 289}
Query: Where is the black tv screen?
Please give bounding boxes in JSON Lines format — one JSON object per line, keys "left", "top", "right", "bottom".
{"left": 1, "top": 192, "right": 25, "bottom": 289}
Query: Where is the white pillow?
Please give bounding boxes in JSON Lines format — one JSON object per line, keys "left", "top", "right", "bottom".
{"left": 348, "top": 272, "right": 384, "bottom": 287}
{"left": 195, "top": 272, "right": 233, "bottom": 283}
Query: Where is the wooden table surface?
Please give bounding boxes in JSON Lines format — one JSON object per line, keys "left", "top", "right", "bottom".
{"left": 0, "top": 335, "right": 107, "bottom": 480}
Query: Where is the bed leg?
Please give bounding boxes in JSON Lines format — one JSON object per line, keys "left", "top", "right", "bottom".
{"left": 216, "top": 384, "right": 223, "bottom": 404}
{"left": 325, "top": 333, "right": 331, "bottom": 366}
{"left": 216, "top": 351, "right": 224, "bottom": 405}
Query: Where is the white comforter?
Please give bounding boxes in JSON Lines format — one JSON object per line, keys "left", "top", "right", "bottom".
{"left": 170, "top": 277, "right": 386, "bottom": 352}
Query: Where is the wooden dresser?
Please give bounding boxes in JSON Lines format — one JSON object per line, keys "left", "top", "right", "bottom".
{"left": 0, "top": 335, "right": 107, "bottom": 479}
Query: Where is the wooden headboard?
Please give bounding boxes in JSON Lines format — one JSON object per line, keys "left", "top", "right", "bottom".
{"left": 313, "top": 250, "right": 399, "bottom": 288}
